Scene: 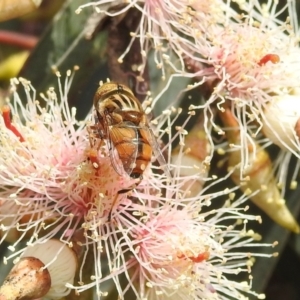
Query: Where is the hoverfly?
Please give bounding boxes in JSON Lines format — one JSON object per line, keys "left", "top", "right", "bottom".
{"left": 90, "top": 81, "right": 168, "bottom": 219}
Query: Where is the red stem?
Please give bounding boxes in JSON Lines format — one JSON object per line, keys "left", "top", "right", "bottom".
{"left": 0, "top": 30, "right": 38, "bottom": 49}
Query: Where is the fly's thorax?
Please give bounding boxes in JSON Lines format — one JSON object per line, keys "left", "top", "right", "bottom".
{"left": 94, "top": 82, "right": 141, "bottom": 111}
{"left": 95, "top": 93, "right": 144, "bottom": 126}
{"left": 110, "top": 111, "right": 123, "bottom": 124}
{"left": 97, "top": 98, "right": 119, "bottom": 115}
{"left": 119, "top": 110, "right": 145, "bottom": 125}
{"left": 93, "top": 82, "right": 134, "bottom": 104}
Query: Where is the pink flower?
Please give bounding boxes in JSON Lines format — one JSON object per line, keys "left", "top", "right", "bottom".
{"left": 72, "top": 187, "right": 271, "bottom": 299}
{"left": 0, "top": 74, "right": 275, "bottom": 299}
{"left": 76, "top": 0, "right": 229, "bottom": 77}
{"left": 187, "top": 5, "right": 300, "bottom": 178}
{"left": 0, "top": 73, "right": 87, "bottom": 248}
{"left": 0, "top": 72, "right": 129, "bottom": 255}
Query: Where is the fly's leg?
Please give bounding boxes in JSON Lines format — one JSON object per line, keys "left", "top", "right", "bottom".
{"left": 108, "top": 188, "right": 131, "bottom": 221}
{"left": 108, "top": 178, "right": 142, "bottom": 221}
{"left": 87, "top": 122, "right": 102, "bottom": 147}
{"left": 86, "top": 123, "right": 104, "bottom": 169}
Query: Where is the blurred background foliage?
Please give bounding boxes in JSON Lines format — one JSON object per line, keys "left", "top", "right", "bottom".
{"left": 1, "top": 0, "right": 300, "bottom": 299}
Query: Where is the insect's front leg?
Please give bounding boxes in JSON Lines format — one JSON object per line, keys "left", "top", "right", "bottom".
{"left": 86, "top": 123, "right": 105, "bottom": 169}
{"left": 87, "top": 122, "right": 100, "bottom": 145}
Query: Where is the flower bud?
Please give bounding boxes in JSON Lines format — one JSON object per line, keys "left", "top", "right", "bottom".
{"left": 0, "top": 257, "right": 51, "bottom": 300}
{"left": 19, "top": 239, "right": 77, "bottom": 299}
{"left": 262, "top": 94, "right": 300, "bottom": 153}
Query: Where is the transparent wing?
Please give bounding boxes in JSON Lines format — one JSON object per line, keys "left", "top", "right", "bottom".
{"left": 106, "top": 121, "right": 139, "bottom": 177}
{"left": 144, "top": 125, "right": 172, "bottom": 179}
